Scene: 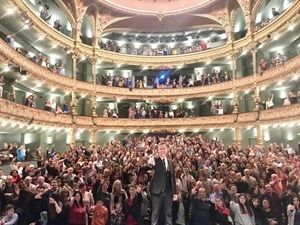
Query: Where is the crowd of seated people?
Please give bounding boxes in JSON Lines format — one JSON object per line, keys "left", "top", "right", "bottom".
{"left": 37, "top": 0, "right": 71, "bottom": 37}
{"left": 260, "top": 89, "right": 300, "bottom": 110}
{"left": 31, "top": 53, "right": 66, "bottom": 76}
{"left": 127, "top": 106, "right": 195, "bottom": 119}
{"left": 23, "top": 95, "right": 69, "bottom": 114}
{"left": 0, "top": 134, "right": 299, "bottom": 225}
{"left": 44, "top": 100, "right": 69, "bottom": 114}
{"left": 4, "top": 36, "right": 66, "bottom": 76}
{"left": 100, "top": 73, "right": 132, "bottom": 89}
{"left": 102, "top": 108, "right": 118, "bottom": 118}
{"left": 101, "top": 70, "right": 231, "bottom": 89}
{"left": 259, "top": 53, "right": 288, "bottom": 74}
{"left": 211, "top": 101, "right": 226, "bottom": 115}
{"left": 24, "top": 94, "right": 37, "bottom": 108}
{"left": 254, "top": 8, "right": 281, "bottom": 32}
{"left": 100, "top": 40, "right": 212, "bottom": 56}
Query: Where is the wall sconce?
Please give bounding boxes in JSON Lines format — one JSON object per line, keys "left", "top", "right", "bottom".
{"left": 46, "top": 135, "right": 52, "bottom": 144}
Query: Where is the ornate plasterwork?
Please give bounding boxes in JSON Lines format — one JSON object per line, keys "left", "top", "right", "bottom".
{"left": 1, "top": 38, "right": 300, "bottom": 100}
{"left": 99, "top": 0, "right": 217, "bottom": 16}
{"left": 1, "top": 99, "right": 300, "bottom": 131}
{"left": 6, "top": 0, "right": 300, "bottom": 67}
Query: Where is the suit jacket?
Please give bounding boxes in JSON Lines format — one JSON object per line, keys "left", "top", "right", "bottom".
{"left": 149, "top": 157, "right": 176, "bottom": 195}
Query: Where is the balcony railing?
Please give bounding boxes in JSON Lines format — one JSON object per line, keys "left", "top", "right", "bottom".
{"left": 1, "top": 98, "right": 300, "bottom": 131}
{"left": 1, "top": 39, "right": 300, "bottom": 100}
{"left": 6, "top": 0, "right": 300, "bottom": 67}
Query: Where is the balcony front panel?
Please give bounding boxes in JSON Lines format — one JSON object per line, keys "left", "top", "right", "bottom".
{"left": 1, "top": 38, "right": 300, "bottom": 100}
{"left": 1, "top": 99, "right": 300, "bottom": 131}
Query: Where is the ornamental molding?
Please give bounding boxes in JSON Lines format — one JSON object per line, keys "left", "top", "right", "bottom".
{"left": 1, "top": 99, "right": 300, "bottom": 131}
{"left": 0, "top": 39, "right": 300, "bottom": 100}
{"left": 6, "top": 0, "right": 300, "bottom": 67}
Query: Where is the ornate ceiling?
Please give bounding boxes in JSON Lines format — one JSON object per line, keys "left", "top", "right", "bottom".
{"left": 99, "top": 0, "right": 215, "bottom": 15}
{"left": 58, "top": 0, "right": 243, "bottom": 33}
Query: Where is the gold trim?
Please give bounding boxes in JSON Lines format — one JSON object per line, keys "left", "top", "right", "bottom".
{"left": 1, "top": 39, "right": 300, "bottom": 100}
{"left": 6, "top": 0, "right": 300, "bottom": 67}
{"left": 1, "top": 98, "right": 300, "bottom": 131}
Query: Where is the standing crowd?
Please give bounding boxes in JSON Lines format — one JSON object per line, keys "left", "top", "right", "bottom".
{"left": 0, "top": 135, "right": 299, "bottom": 225}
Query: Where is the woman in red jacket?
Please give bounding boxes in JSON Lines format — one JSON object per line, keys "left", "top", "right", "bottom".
{"left": 69, "top": 191, "right": 87, "bottom": 225}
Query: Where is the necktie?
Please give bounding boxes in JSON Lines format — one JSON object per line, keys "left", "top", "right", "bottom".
{"left": 162, "top": 158, "right": 168, "bottom": 170}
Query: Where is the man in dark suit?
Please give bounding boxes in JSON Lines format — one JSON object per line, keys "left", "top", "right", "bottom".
{"left": 149, "top": 142, "right": 177, "bottom": 225}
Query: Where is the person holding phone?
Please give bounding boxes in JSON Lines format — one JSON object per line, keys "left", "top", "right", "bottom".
{"left": 148, "top": 141, "right": 177, "bottom": 225}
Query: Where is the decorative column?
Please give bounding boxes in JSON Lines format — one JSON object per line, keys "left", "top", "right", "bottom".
{"left": 71, "top": 52, "right": 78, "bottom": 86}
{"left": 252, "top": 48, "right": 260, "bottom": 111}
{"left": 69, "top": 127, "right": 77, "bottom": 147}
{"left": 91, "top": 57, "right": 97, "bottom": 90}
{"left": 115, "top": 101, "right": 118, "bottom": 114}
{"left": 90, "top": 129, "right": 97, "bottom": 146}
{"left": 70, "top": 91, "right": 77, "bottom": 115}
{"left": 91, "top": 95, "right": 97, "bottom": 117}
{"left": 131, "top": 76, "right": 135, "bottom": 88}
{"left": 235, "top": 126, "right": 241, "bottom": 149}
{"left": 256, "top": 124, "right": 264, "bottom": 147}
{"left": 252, "top": 48, "right": 258, "bottom": 75}
{"left": 143, "top": 76, "right": 147, "bottom": 88}
{"left": 231, "top": 54, "right": 239, "bottom": 114}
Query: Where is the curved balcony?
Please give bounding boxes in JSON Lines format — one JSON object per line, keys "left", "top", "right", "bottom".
{"left": 7, "top": 0, "right": 300, "bottom": 67}
{"left": 1, "top": 98, "right": 300, "bottom": 131}
{"left": 1, "top": 39, "right": 300, "bottom": 100}
{"left": 0, "top": 40, "right": 300, "bottom": 102}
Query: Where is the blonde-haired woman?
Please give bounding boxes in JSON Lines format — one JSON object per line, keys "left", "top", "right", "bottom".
{"left": 110, "top": 179, "right": 128, "bottom": 211}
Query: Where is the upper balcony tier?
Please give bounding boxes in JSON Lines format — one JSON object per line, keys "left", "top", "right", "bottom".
{"left": 1, "top": 98, "right": 300, "bottom": 131}
{"left": 1, "top": 38, "right": 300, "bottom": 100}
{"left": 5, "top": 0, "right": 300, "bottom": 67}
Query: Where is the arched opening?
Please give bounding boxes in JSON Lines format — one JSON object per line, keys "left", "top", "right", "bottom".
{"left": 233, "top": 8, "right": 246, "bottom": 40}
{"left": 24, "top": 0, "right": 73, "bottom": 37}
{"left": 80, "top": 14, "right": 93, "bottom": 45}
{"left": 80, "top": 5, "right": 97, "bottom": 46}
